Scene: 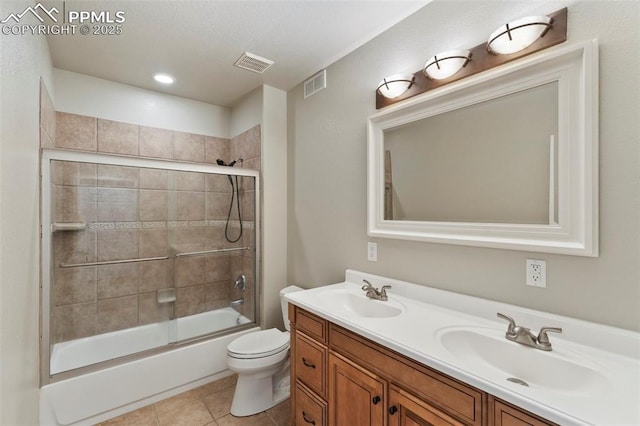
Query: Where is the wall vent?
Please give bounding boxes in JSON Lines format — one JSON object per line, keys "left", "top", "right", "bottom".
{"left": 304, "top": 70, "right": 327, "bottom": 99}
{"left": 233, "top": 52, "right": 274, "bottom": 74}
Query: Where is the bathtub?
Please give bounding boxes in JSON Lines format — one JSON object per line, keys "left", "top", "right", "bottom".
{"left": 40, "top": 308, "right": 259, "bottom": 425}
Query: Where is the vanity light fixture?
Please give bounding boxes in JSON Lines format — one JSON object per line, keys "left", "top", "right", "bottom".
{"left": 153, "top": 73, "right": 175, "bottom": 84}
{"left": 377, "top": 74, "right": 415, "bottom": 99}
{"left": 423, "top": 49, "right": 472, "bottom": 80}
{"left": 487, "top": 15, "right": 553, "bottom": 55}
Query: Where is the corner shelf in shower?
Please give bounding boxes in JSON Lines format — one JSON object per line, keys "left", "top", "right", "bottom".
{"left": 51, "top": 222, "right": 86, "bottom": 232}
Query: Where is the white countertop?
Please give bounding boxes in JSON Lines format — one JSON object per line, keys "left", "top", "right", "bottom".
{"left": 285, "top": 270, "right": 640, "bottom": 426}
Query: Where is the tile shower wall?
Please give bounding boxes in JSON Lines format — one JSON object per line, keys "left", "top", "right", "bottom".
{"left": 49, "top": 110, "right": 261, "bottom": 343}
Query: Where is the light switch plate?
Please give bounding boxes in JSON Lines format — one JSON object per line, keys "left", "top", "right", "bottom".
{"left": 367, "top": 242, "right": 377, "bottom": 262}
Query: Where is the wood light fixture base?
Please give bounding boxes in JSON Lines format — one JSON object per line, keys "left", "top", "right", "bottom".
{"left": 376, "top": 8, "right": 567, "bottom": 109}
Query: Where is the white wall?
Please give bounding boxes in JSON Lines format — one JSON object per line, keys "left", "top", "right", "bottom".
{"left": 287, "top": 0, "right": 640, "bottom": 330}
{"left": 54, "top": 69, "right": 230, "bottom": 138}
{"left": 0, "top": 2, "right": 54, "bottom": 423}
{"left": 261, "top": 85, "right": 288, "bottom": 330}
{"left": 230, "top": 85, "right": 288, "bottom": 330}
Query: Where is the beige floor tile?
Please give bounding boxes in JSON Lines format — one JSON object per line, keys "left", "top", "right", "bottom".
{"left": 156, "top": 399, "right": 214, "bottom": 426}
{"left": 197, "top": 374, "right": 238, "bottom": 398}
{"left": 267, "top": 400, "right": 291, "bottom": 426}
{"left": 202, "top": 385, "right": 235, "bottom": 419}
{"left": 154, "top": 388, "right": 201, "bottom": 415}
{"left": 216, "top": 412, "right": 275, "bottom": 426}
{"left": 99, "top": 405, "right": 157, "bottom": 426}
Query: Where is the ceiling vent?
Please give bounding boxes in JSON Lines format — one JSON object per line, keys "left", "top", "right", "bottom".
{"left": 304, "top": 70, "right": 327, "bottom": 99}
{"left": 233, "top": 52, "right": 274, "bottom": 74}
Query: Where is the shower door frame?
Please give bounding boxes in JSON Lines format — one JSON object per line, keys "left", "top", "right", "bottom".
{"left": 40, "top": 148, "right": 261, "bottom": 384}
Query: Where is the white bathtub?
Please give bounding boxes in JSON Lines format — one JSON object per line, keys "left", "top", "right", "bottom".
{"left": 40, "top": 308, "right": 259, "bottom": 425}
{"left": 50, "top": 307, "right": 251, "bottom": 375}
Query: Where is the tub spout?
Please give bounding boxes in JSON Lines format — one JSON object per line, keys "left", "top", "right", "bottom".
{"left": 230, "top": 298, "right": 244, "bottom": 308}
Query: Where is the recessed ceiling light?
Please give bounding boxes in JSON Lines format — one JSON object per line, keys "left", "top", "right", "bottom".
{"left": 153, "top": 73, "right": 175, "bottom": 84}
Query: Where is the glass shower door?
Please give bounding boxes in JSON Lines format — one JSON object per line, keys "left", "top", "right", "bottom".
{"left": 42, "top": 151, "right": 258, "bottom": 378}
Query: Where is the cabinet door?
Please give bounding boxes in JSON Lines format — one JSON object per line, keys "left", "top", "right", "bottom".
{"left": 388, "top": 385, "right": 465, "bottom": 426}
{"left": 328, "top": 353, "right": 385, "bottom": 426}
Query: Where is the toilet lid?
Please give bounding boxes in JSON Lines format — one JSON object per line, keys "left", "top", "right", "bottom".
{"left": 228, "top": 329, "right": 289, "bottom": 359}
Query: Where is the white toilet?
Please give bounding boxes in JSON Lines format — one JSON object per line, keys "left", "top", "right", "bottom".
{"left": 226, "top": 285, "right": 304, "bottom": 417}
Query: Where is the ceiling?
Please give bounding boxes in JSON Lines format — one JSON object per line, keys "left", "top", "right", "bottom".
{"left": 46, "top": 1, "right": 429, "bottom": 107}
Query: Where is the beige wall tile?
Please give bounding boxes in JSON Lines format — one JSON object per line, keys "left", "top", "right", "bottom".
{"left": 139, "top": 190, "right": 168, "bottom": 221}
{"left": 40, "top": 126, "right": 55, "bottom": 149}
{"left": 176, "top": 171, "right": 205, "bottom": 191}
{"left": 98, "top": 119, "right": 139, "bottom": 155}
{"left": 56, "top": 112, "right": 97, "bottom": 151}
{"left": 177, "top": 192, "right": 205, "bottom": 221}
{"left": 97, "top": 263, "right": 139, "bottom": 299}
{"left": 242, "top": 157, "right": 260, "bottom": 171}
{"left": 97, "top": 229, "right": 138, "bottom": 261}
{"left": 139, "top": 260, "right": 172, "bottom": 292}
{"left": 139, "top": 229, "right": 168, "bottom": 257}
{"left": 206, "top": 192, "right": 230, "bottom": 220}
{"left": 139, "top": 126, "right": 173, "bottom": 159}
{"left": 139, "top": 168, "right": 169, "bottom": 190}
{"left": 176, "top": 227, "right": 207, "bottom": 253}
{"left": 53, "top": 185, "right": 97, "bottom": 224}
{"left": 53, "top": 231, "right": 97, "bottom": 266}
{"left": 97, "top": 295, "right": 138, "bottom": 334}
{"left": 52, "top": 161, "right": 97, "bottom": 186}
{"left": 204, "top": 136, "right": 230, "bottom": 164}
{"left": 53, "top": 302, "right": 97, "bottom": 342}
{"left": 205, "top": 281, "right": 230, "bottom": 311}
{"left": 205, "top": 255, "right": 231, "bottom": 283}
{"left": 174, "top": 132, "right": 205, "bottom": 162}
{"left": 97, "top": 188, "right": 138, "bottom": 222}
{"left": 97, "top": 164, "right": 139, "bottom": 188}
{"left": 138, "top": 292, "right": 172, "bottom": 325}
{"left": 240, "top": 190, "right": 255, "bottom": 221}
{"left": 206, "top": 174, "right": 231, "bottom": 193}
{"left": 175, "top": 256, "right": 205, "bottom": 287}
{"left": 175, "top": 285, "right": 205, "bottom": 318}
{"left": 40, "top": 79, "right": 56, "bottom": 142}
{"left": 53, "top": 267, "right": 97, "bottom": 306}
{"left": 205, "top": 224, "right": 227, "bottom": 250}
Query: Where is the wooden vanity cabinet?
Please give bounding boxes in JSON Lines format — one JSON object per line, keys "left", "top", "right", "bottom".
{"left": 290, "top": 305, "right": 555, "bottom": 426}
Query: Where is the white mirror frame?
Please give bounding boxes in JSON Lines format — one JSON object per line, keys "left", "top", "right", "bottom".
{"left": 367, "top": 40, "right": 598, "bottom": 256}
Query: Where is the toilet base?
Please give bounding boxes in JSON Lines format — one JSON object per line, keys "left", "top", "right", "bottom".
{"left": 230, "top": 361, "right": 290, "bottom": 417}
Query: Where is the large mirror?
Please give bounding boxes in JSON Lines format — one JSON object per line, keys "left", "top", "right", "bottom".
{"left": 367, "top": 40, "right": 598, "bottom": 256}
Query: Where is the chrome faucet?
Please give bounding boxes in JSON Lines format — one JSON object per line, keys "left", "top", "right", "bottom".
{"left": 234, "top": 274, "right": 246, "bottom": 291}
{"left": 497, "top": 313, "right": 562, "bottom": 351}
{"left": 361, "top": 279, "right": 391, "bottom": 301}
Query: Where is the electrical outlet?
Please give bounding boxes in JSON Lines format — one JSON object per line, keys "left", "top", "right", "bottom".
{"left": 367, "top": 242, "right": 377, "bottom": 262}
{"left": 526, "top": 259, "right": 546, "bottom": 288}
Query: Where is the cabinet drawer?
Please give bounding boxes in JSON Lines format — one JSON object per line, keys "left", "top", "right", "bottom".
{"left": 296, "top": 384, "right": 327, "bottom": 426}
{"left": 330, "top": 324, "right": 484, "bottom": 426}
{"left": 490, "top": 397, "right": 557, "bottom": 426}
{"left": 295, "top": 333, "right": 327, "bottom": 397}
{"left": 296, "top": 308, "right": 328, "bottom": 344}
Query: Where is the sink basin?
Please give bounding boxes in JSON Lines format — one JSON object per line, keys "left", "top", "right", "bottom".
{"left": 313, "top": 288, "right": 404, "bottom": 318}
{"left": 437, "top": 327, "right": 610, "bottom": 395}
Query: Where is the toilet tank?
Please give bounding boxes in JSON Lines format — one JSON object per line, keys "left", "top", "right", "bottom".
{"left": 279, "top": 286, "right": 304, "bottom": 331}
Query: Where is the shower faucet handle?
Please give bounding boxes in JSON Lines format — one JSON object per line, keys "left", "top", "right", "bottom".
{"left": 234, "top": 274, "right": 246, "bottom": 291}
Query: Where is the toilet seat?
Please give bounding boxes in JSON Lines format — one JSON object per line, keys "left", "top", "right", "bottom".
{"left": 227, "top": 328, "right": 289, "bottom": 359}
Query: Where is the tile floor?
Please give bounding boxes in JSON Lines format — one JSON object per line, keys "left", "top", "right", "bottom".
{"left": 97, "top": 374, "right": 291, "bottom": 426}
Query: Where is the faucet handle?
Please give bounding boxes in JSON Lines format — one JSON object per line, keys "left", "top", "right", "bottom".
{"left": 362, "top": 279, "right": 375, "bottom": 291}
{"left": 380, "top": 285, "right": 391, "bottom": 294}
{"left": 497, "top": 313, "right": 517, "bottom": 337}
{"left": 537, "top": 326, "right": 562, "bottom": 347}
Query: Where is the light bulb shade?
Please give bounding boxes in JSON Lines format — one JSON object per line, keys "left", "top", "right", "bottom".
{"left": 423, "top": 49, "right": 471, "bottom": 80}
{"left": 377, "top": 74, "right": 415, "bottom": 98}
{"left": 487, "top": 16, "right": 552, "bottom": 55}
